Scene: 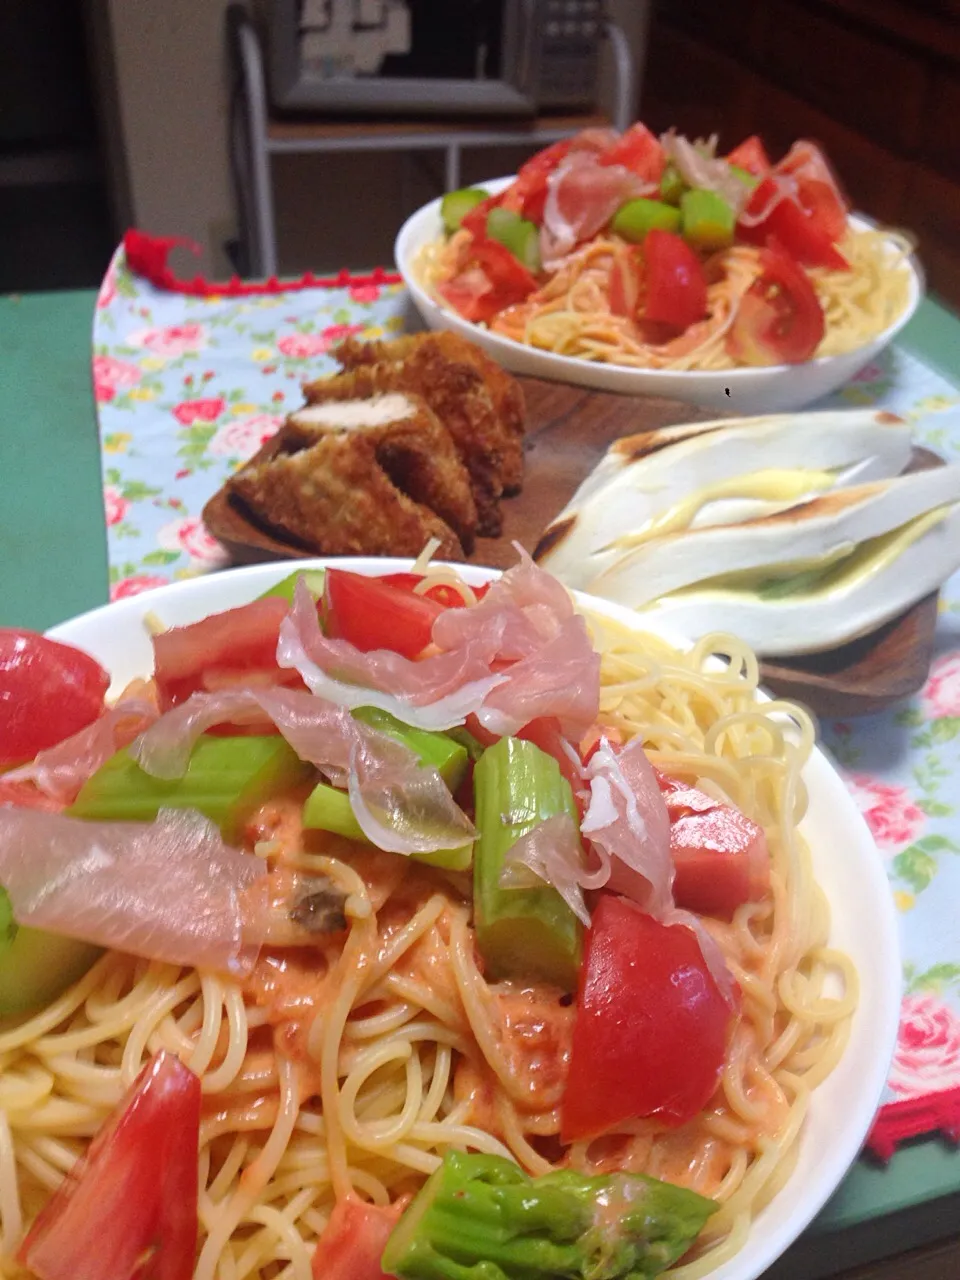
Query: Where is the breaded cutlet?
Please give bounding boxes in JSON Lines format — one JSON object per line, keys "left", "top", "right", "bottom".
{"left": 304, "top": 358, "right": 508, "bottom": 538}
{"left": 336, "top": 331, "right": 527, "bottom": 495}
{"left": 226, "top": 429, "right": 462, "bottom": 559}
{"left": 286, "top": 391, "right": 478, "bottom": 552}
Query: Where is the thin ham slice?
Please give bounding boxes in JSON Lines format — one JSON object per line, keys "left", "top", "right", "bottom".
{"left": 3, "top": 699, "right": 159, "bottom": 805}
{"left": 540, "top": 153, "right": 650, "bottom": 266}
{"left": 133, "top": 687, "right": 475, "bottom": 857}
{"left": 580, "top": 738, "right": 674, "bottom": 912}
{"left": 277, "top": 553, "right": 600, "bottom": 741}
{"left": 0, "top": 808, "right": 266, "bottom": 975}
{"left": 500, "top": 813, "right": 590, "bottom": 924}
{"left": 496, "top": 737, "right": 673, "bottom": 917}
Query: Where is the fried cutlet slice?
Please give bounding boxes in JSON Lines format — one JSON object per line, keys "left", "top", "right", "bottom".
{"left": 226, "top": 429, "right": 462, "bottom": 559}
{"left": 286, "top": 391, "right": 478, "bottom": 553}
{"left": 304, "top": 361, "right": 506, "bottom": 537}
{"left": 336, "top": 331, "right": 527, "bottom": 494}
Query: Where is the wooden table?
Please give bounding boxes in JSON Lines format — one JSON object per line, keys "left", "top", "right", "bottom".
{"left": 3, "top": 284, "right": 960, "bottom": 1278}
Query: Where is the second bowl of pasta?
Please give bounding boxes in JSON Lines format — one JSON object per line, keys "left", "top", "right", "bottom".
{"left": 395, "top": 175, "right": 922, "bottom": 414}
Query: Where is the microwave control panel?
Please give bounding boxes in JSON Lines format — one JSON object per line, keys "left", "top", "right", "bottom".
{"left": 539, "top": 0, "right": 602, "bottom": 107}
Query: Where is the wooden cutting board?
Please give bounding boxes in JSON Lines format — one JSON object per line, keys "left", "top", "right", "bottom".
{"left": 205, "top": 375, "right": 938, "bottom": 717}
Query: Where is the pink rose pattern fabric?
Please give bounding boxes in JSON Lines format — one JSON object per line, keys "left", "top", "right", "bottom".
{"left": 93, "top": 243, "right": 960, "bottom": 1150}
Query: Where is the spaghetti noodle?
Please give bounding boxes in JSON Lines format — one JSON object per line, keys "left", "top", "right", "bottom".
{"left": 417, "top": 225, "right": 913, "bottom": 373}
{"left": 0, "top": 591, "right": 856, "bottom": 1280}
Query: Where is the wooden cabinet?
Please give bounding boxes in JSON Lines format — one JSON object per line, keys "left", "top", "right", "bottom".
{"left": 642, "top": 0, "right": 960, "bottom": 310}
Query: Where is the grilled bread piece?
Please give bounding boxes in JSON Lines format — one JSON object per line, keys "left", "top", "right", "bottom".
{"left": 226, "top": 426, "right": 462, "bottom": 559}
{"left": 336, "top": 331, "right": 526, "bottom": 494}
{"left": 305, "top": 356, "right": 509, "bottom": 537}
{"left": 286, "top": 391, "right": 478, "bottom": 552}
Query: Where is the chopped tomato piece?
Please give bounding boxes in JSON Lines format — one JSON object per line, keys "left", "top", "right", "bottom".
{"left": 324, "top": 569, "right": 447, "bottom": 659}
{"left": 658, "top": 773, "right": 770, "bottom": 918}
{"left": 727, "top": 242, "right": 825, "bottom": 366}
{"left": 561, "top": 895, "right": 734, "bottom": 1141}
{"left": 380, "top": 572, "right": 489, "bottom": 608}
{"left": 775, "top": 140, "right": 849, "bottom": 242}
{"left": 152, "top": 597, "right": 298, "bottom": 716}
{"left": 311, "top": 1198, "right": 403, "bottom": 1280}
{"left": 725, "top": 135, "right": 771, "bottom": 177}
{"left": 517, "top": 716, "right": 585, "bottom": 803}
{"left": 438, "top": 238, "right": 538, "bottom": 325}
{"left": 598, "top": 122, "right": 665, "bottom": 183}
{"left": 473, "top": 238, "right": 538, "bottom": 296}
{"left": 18, "top": 1050, "right": 201, "bottom": 1280}
{"left": 642, "top": 229, "right": 708, "bottom": 330}
{"left": 0, "top": 629, "right": 109, "bottom": 767}
{"left": 510, "top": 138, "right": 576, "bottom": 224}
{"left": 437, "top": 264, "right": 498, "bottom": 324}
{"left": 739, "top": 177, "right": 848, "bottom": 270}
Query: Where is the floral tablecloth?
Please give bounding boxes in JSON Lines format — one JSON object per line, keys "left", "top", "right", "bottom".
{"left": 92, "top": 244, "right": 960, "bottom": 1156}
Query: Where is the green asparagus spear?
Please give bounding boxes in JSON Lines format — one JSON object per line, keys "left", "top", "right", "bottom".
{"left": 381, "top": 1150, "right": 717, "bottom": 1279}
{"left": 302, "top": 707, "right": 472, "bottom": 869}
{"left": 301, "top": 783, "right": 472, "bottom": 870}
{"left": 0, "top": 888, "right": 101, "bottom": 1016}
{"left": 472, "top": 737, "right": 582, "bottom": 990}
{"left": 258, "top": 568, "right": 327, "bottom": 604}
{"left": 441, "top": 187, "right": 490, "bottom": 234}
{"left": 611, "top": 198, "right": 681, "bottom": 243}
{"left": 680, "top": 189, "right": 736, "bottom": 251}
{"left": 68, "top": 734, "right": 313, "bottom": 841}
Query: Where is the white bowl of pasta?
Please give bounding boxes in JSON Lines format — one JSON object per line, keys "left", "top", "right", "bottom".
{"left": 395, "top": 177, "right": 923, "bottom": 415}
{"left": 5, "top": 558, "right": 899, "bottom": 1280}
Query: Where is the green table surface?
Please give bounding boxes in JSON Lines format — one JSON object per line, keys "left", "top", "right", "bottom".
{"left": 3, "top": 286, "right": 960, "bottom": 1274}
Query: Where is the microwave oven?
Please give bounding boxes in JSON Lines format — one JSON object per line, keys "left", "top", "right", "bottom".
{"left": 265, "top": 0, "right": 604, "bottom": 116}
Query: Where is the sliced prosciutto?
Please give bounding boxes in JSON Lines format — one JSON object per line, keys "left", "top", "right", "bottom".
{"left": 3, "top": 700, "right": 158, "bottom": 805}
{"left": 496, "top": 736, "right": 673, "bottom": 914}
{"left": 580, "top": 738, "right": 674, "bottom": 912}
{"left": 0, "top": 808, "right": 266, "bottom": 975}
{"left": 540, "top": 152, "right": 650, "bottom": 266}
{"left": 133, "top": 686, "right": 475, "bottom": 856}
{"left": 277, "top": 554, "right": 600, "bottom": 741}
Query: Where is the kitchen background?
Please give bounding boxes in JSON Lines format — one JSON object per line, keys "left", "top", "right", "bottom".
{"left": 2, "top": 0, "right": 958, "bottom": 305}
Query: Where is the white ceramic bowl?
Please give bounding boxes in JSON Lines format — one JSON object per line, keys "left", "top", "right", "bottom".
{"left": 394, "top": 177, "right": 923, "bottom": 415}
{"left": 48, "top": 559, "right": 901, "bottom": 1280}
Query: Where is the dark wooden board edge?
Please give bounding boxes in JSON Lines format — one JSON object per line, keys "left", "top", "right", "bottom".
{"left": 203, "top": 380, "right": 942, "bottom": 718}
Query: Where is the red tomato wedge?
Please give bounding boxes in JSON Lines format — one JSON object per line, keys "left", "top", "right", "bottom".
{"left": 0, "top": 629, "right": 109, "bottom": 767}
{"left": 561, "top": 895, "right": 734, "bottom": 1140}
{"left": 18, "top": 1050, "right": 201, "bottom": 1280}
{"left": 739, "top": 177, "right": 848, "bottom": 270}
{"left": 516, "top": 716, "right": 586, "bottom": 806}
{"left": 438, "top": 239, "right": 538, "bottom": 325}
{"left": 727, "top": 242, "right": 825, "bottom": 366}
{"left": 775, "top": 140, "right": 849, "bottom": 242}
{"left": 324, "top": 569, "right": 449, "bottom": 659}
{"left": 658, "top": 774, "right": 771, "bottom": 919}
{"left": 437, "top": 264, "right": 498, "bottom": 324}
{"left": 642, "top": 230, "right": 708, "bottom": 330}
{"left": 152, "top": 596, "right": 297, "bottom": 713}
{"left": 311, "top": 1198, "right": 403, "bottom": 1280}
{"left": 725, "top": 134, "right": 771, "bottom": 178}
{"left": 511, "top": 138, "right": 576, "bottom": 224}
{"left": 598, "top": 122, "right": 665, "bottom": 183}
{"left": 380, "top": 572, "right": 490, "bottom": 608}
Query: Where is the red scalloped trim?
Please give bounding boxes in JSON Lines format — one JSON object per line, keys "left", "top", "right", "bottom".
{"left": 866, "top": 1087, "right": 960, "bottom": 1161}
{"left": 122, "top": 230, "right": 401, "bottom": 297}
